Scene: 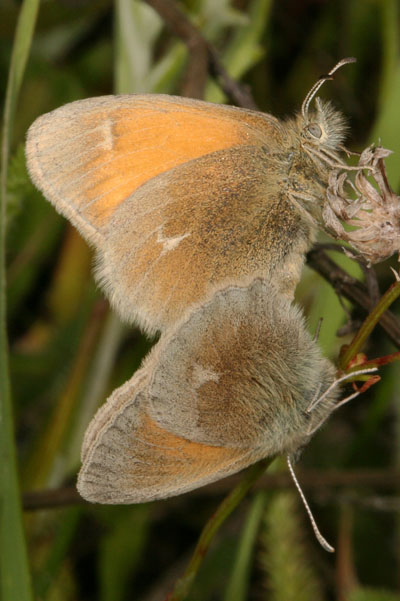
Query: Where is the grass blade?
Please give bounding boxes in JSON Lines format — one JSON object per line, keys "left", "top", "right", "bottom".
{"left": 0, "top": 0, "right": 40, "bottom": 599}
{"left": 223, "top": 491, "right": 267, "bottom": 601}
{"left": 167, "top": 459, "right": 271, "bottom": 601}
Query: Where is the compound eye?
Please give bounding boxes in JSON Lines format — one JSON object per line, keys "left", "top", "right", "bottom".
{"left": 307, "top": 123, "right": 322, "bottom": 138}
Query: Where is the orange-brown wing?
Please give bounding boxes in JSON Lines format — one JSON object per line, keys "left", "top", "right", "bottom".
{"left": 26, "top": 94, "right": 281, "bottom": 249}
{"left": 97, "top": 142, "right": 308, "bottom": 333}
{"left": 78, "top": 360, "right": 260, "bottom": 504}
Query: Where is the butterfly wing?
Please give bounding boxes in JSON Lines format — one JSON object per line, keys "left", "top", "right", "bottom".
{"left": 78, "top": 359, "right": 260, "bottom": 504}
{"left": 26, "top": 94, "right": 280, "bottom": 248}
{"left": 99, "top": 142, "right": 309, "bottom": 332}
{"left": 148, "top": 278, "right": 337, "bottom": 450}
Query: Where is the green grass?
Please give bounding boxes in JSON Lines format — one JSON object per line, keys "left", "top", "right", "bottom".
{"left": 1, "top": 1, "right": 39, "bottom": 599}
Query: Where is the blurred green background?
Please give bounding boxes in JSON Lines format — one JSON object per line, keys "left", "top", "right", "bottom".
{"left": 2, "top": 0, "right": 400, "bottom": 600}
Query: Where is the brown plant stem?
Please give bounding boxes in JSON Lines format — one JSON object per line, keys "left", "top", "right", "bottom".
{"left": 143, "top": 0, "right": 257, "bottom": 109}
{"left": 307, "top": 246, "right": 400, "bottom": 349}
{"left": 22, "top": 468, "right": 400, "bottom": 511}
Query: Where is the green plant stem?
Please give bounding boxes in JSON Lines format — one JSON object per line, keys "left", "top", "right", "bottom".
{"left": 0, "top": 0, "right": 39, "bottom": 599}
{"left": 223, "top": 491, "right": 267, "bottom": 601}
{"left": 166, "top": 458, "right": 271, "bottom": 601}
{"left": 339, "top": 278, "right": 400, "bottom": 371}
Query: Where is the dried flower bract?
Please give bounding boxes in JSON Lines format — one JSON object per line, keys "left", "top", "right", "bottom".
{"left": 323, "top": 145, "right": 400, "bottom": 264}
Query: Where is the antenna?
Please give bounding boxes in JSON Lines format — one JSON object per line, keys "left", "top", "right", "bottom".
{"left": 306, "top": 367, "right": 378, "bottom": 414}
{"left": 286, "top": 455, "right": 334, "bottom": 553}
{"left": 301, "top": 57, "right": 357, "bottom": 121}
{"left": 288, "top": 363, "right": 379, "bottom": 552}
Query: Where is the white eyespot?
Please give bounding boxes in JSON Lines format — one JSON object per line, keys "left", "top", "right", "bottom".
{"left": 307, "top": 123, "right": 322, "bottom": 139}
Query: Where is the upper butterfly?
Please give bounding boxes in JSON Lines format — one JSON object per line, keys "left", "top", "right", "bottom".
{"left": 26, "top": 58, "right": 353, "bottom": 335}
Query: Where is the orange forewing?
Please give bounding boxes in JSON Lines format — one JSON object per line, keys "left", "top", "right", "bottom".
{"left": 26, "top": 95, "right": 280, "bottom": 247}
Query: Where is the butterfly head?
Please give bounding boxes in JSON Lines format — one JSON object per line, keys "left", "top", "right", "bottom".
{"left": 297, "top": 57, "right": 355, "bottom": 157}
{"left": 300, "top": 98, "right": 348, "bottom": 153}
{"left": 278, "top": 59, "right": 355, "bottom": 224}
